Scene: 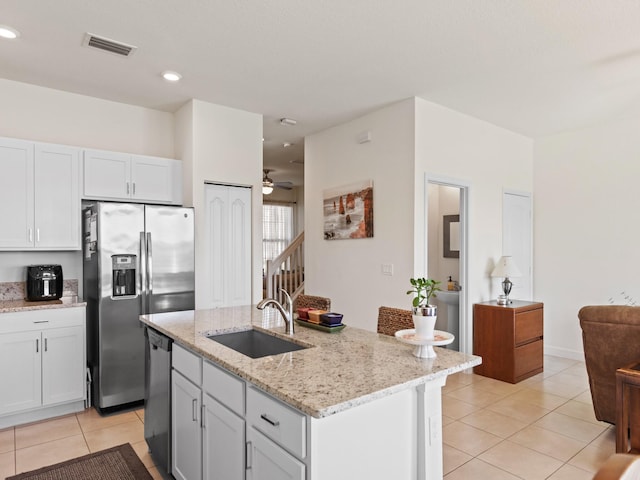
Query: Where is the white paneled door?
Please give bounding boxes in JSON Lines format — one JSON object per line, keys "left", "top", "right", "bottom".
{"left": 204, "top": 184, "right": 252, "bottom": 308}
{"left": 503, "top": 191, "right": 533, "bottom": 301}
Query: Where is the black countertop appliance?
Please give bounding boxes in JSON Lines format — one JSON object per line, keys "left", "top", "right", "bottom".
{"left": 26, "top": 264, "right": 63, "bottom": 301}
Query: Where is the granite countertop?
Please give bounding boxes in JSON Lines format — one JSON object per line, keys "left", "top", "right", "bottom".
{"left": 0, "top": 296, "right": 87, "bottom": 313}
{"left": 0, "top": 280, "right": 86, "bottom": 313}
{"left": 140, "top": 306, "right": 481, "bottom": 419}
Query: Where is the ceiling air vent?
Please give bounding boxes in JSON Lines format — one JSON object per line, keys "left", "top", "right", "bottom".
{"left": 83, "top": 33, "right": 137, "bottom": 57}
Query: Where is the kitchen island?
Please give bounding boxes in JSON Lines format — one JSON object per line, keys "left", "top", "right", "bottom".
{"left": 140, "top": 306, "right": 481, "bottom": 480}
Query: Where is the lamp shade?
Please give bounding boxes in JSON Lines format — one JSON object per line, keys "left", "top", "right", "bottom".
{"left": 491, "top": 256, "right": 522, "bottom": 278}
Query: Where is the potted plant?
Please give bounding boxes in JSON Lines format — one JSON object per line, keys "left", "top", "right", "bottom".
{"left": 407, "top": 277, "right": 441, "bottom": 339}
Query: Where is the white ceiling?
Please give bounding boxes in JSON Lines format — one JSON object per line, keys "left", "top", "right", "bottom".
{"left": 3, "top": 1, "right": 640, "bottom": 186}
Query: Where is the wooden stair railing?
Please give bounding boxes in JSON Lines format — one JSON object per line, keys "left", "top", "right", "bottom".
{"left": 265, "top": 231, "right": 305, "bottom": 305}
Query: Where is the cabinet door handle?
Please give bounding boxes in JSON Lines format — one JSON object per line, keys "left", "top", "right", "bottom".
{"left": 201, "top": 404, "right": 206, "bottom": 429}
{"left": 246, "top": 441, "right": 252, "bottom": 469}
{"left": 36, "top": 339, "right": 39, "bottom": 353}
{"left": 133, "top": 182, "right": 136, "bottom": 195}
{"left": 44, "top": 338, "right": 48, "bottom": 352}
{"left": 36, "top": 228, "right": 40, "bottom": 243}
{"left": 260, "top": 413, "right": 280, "bottom": 427}
{"left": 126, "top": 182, "right": 130, "bottom": 195}
{"left": 192, "top": 398, "right": 198, "bottom": 422}
{"left": 28, "top": 228, "right": 33, "bottom": 243}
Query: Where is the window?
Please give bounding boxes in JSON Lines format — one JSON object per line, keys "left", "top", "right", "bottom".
{"left": 263, "top": 203, "right": 294, "bottom": 273}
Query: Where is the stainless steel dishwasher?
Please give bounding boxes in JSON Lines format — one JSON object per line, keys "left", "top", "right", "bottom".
{"left": 144, "top": 326, "right": 172, "bottom": 475}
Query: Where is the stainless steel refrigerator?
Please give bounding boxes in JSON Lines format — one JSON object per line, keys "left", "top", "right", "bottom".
{"left": 82, "top": 201, "right": 194, "bottom": 411}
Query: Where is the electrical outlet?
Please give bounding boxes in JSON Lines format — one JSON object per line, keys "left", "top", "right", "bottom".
{"left": 429, "top": 415, "right": 440, "bottom": 445}
{"left": 381, "top": 264, "right": 394, "bottom": 276}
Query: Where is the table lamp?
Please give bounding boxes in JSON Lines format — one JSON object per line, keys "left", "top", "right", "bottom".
{"left": 491, "top": 256, "right": 521, "bottom": 304}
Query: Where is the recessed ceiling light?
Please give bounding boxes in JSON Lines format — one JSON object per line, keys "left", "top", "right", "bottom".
{"left": 0, "top": 25, "right": 20, "bottom": 40}
{"left": 162, "top": 71, "right": 182, "bottom": 82}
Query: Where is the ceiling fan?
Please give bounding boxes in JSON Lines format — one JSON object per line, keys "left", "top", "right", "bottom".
{"left": 262, "top": 169, "right": 293, "bottom": 195}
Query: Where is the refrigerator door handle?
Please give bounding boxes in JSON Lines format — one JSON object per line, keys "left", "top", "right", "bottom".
{"left": 140, "top": 231, "right": 148, "bottom": 312}
{"left": 147, "top": 232, "right": 153, "bottom": 299}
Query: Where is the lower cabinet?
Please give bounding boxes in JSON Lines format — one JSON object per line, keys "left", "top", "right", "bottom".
{"left": 246, "top": 427, "right": 305, "bottom": 480}
{"left": 171, "top": 371, "right": 202, "bottom": 480}
{"left": 203, "top": 393, "right": 245, "bottom": 480}
{"left": 0, "top": 307, "right": 86, "bottom": 426}
{"left": 0, "top": 330, "right": 42, "bottom": 415}
{"left": 171, "top": 344, "right": 307, "bottom": 480}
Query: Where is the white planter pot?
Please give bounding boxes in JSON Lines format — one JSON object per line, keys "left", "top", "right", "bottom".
{"left": 412, "top": 306, "right": 437, "bottom": 340}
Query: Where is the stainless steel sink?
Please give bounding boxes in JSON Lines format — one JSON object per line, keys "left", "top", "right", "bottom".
{"left": 206, "top": 329, "right": 308, "bottom": 359}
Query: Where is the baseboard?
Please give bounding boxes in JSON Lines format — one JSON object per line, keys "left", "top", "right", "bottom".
{"left": 0, "top": 400, "right": 85, "bottom": 429}
{"left": 544, "top": 344, "right": 585, "bottom": 361}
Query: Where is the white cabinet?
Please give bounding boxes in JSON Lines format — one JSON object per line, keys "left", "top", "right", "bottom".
{"left": 172, "top": 371, "right": 202, "bottom": 480}
{"left": 83, "top": 149, "right": 182, "bottom": 205}
{"left": 246, "top": 428, "right": 305, "bottom": 480}
{"left": 246, "top": 386, "right": 306, "bottom": 480}
{"left": 0, "top": 330, "right": 42, "bottom": 415}
{"left": 204, "top": 184, "right": 252, "bottom": 308}
{"left": 172, "top": 344, "right": 203, "bottom": 480}
{"left": 170, "top": 344, "right": 308, "bottom": 480}
{"left": 0, "top": 307, "right": 86, "bottom": 426}
{"left": 172, "top": 346, "right": 247, "bottom": 480}
{"left": 0, "top": 138, "right": 80, "bottom": 250}
{"left": 41, "top": 326, "right": 85, "bottom": 405}
{"left": 203, "top": 394, "right": 245, "bottom": 480}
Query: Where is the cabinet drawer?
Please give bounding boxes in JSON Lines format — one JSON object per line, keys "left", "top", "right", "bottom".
{"left": 247, "top": 386, "right": 306, "bottom": 459}
{"left": 172, "top": 344, "right": 202, "bottom": 386}
{"left": 515, "top": 309, "right": 543, "bottom": 345}
{"left": 0, "top": 307, "right": 85, "bottom": 334}
{"left": 203, "top": 360, "right": 244, "bottom": 416}
{"left": 514, "top": 340, "right": 543, "bottom": 380}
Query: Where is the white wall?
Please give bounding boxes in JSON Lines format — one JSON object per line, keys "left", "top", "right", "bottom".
{"left": 305, "top": 98, "right": 534, "bottom": 338}
{"left": 414, "top": 99, "right": 534, "bottom": 350}
{"left": 0, "top": 79, "right": 176, "bottom": 287}
{"left": 0, "top": 79, "right": 174, "bottom": 156}
{"left": 535, "top": 113, "right": 640, "bottom": 359}
{"left": 175, "top": 99, "right": 263, "bottom": 307}
{"left": 305, "top": 99, "right": 416, "bottom": 330}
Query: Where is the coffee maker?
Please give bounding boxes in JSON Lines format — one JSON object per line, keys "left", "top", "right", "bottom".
{"left": 26, "top": 265, "right": 63, "bottom": 301}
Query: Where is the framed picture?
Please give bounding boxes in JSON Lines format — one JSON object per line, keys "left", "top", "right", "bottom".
{"left": 323, "top": 180, "right": 373, "bottom": 240}
{"left": 443, "top": 214, "right": 460, "bottom": 258}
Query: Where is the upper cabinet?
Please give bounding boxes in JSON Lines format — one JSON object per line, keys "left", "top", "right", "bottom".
{"left": 0, "top": 138, "right": 80, "bottom": 250}
{"left": 83, "top": 149, "right": 182, "bottom": 205}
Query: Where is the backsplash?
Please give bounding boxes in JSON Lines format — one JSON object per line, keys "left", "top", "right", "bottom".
{"left": 0, "top": 280, "right": 79, "bottom": 301}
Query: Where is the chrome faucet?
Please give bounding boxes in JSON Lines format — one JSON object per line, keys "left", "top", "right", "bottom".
{"left": 257, "top": 289, "right": 294, "bottom": 335}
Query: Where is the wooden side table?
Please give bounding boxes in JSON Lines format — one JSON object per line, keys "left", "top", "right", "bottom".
{"left": 473, "top": 300, "right": 544, "bottom": 383}
{"left": 616, "top": 363, "right": 640, "bottom": 453}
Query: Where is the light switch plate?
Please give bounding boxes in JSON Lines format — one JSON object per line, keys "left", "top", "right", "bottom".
{"left": 381, "top": 264, "right": 393, "bottom": 276}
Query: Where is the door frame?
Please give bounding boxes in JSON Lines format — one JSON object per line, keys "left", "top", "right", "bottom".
{"left": 423, "top": 174, "right": 471, "bottom": 354}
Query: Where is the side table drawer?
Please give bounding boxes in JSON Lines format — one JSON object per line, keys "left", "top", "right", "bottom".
{"left": 515, "top": 310, "right": 543, "bottom": 345}
{"left": 514, "top": 340, "right": 543, "bottom": 381}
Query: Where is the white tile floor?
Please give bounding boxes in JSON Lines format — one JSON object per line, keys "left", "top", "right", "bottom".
{"left": 0, "top": 355, "right": 614, "bottom": 479}
{"left": 0, "top": 407, "right": 161, "bottom": 479}
{"left": 443, "top": 355, "right": 613, "bottom": 479}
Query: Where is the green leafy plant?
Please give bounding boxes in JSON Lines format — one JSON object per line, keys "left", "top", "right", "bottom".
{"left": 407, "top": 277, "right": 441, "bottom": 308}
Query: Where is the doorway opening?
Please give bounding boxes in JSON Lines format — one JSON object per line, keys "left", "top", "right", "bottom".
{"left": 425, "top": 176, "right": 470, "bottom": 354}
